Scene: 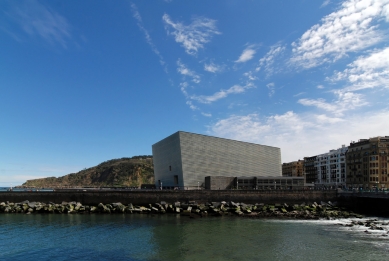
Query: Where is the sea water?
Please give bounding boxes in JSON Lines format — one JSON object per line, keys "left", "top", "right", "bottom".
{"left": 0, "top": 214, "right": 388, "bottom": 261}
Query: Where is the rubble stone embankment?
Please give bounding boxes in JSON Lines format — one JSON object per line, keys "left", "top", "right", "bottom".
{"left": 0, "top": 200, "right": 364, "bottom": 219}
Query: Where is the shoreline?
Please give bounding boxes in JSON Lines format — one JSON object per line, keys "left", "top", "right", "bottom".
{"left": 0, "top": 200, "right": 367, "bottom": 220}
{"left": 3, "top": 199, "right": 389, "bottom": 233}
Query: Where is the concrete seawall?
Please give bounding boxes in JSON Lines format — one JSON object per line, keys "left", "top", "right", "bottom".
{"left": 0, "top": 190, "right": 337, "bottom": 205}
{"left": 337, "top": 192, "right": 389, "bottom": 216}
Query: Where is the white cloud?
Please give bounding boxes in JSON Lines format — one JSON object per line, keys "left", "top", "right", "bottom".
{"left": 243, "top": 71, "right": 258, "bottom": 81}
{"left": 204, "top": 62, "right": 223, "bottom": 73}
{"left": 383, "top": 3, "right": 389, "bottom": 21}
{"left": 177, "top": 59, "right": 200, "bottom": 83}
{"left": 317, "top": 85, "right": 325, "bottom": 89}
{"left": 131, "top": 4, "right": 167, "bottom": 71}
{"left": 291, "top": 0, "right": 388, "bottom": 68}
{"left": 298, "top": 90, "right": 368, "bottom": 116}
{"left": 180, "top": 82, "right": 189, "bottom": 97}
{"left": 256, "top": 43, "right": 286, "bottom": 76}
{"left": 9, "top": 0, "right": 72, "bottom": 48}
{"left": 186, "top": 101, "right": 198, "bottom": 111}
{"left": 293, "top": 92, "right": 306, "bottom": 97}
{"left": 321, "top": 0, "right": 331, "bottom": 8}
{"left": 191, "top": 84, "right": 251, "bottom": 104}
{"left": 209, "top": 110, "right": 389, "bottom": 162}
{"left": 266, "top": 82, "right": 275, "bottom": 97}
{"left": 163, "top": 14, "right": 221, "bottom": 55}
{"left": 201, "top": 112, "right": 212, "bottom": 117}
{"left": 235, "top": 46, "right": 256, "bottom": 63}
{"left": 329, "top": 47, "right": 389, "bottom": 91}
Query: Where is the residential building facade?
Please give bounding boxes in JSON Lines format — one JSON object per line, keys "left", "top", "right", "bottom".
{"left": 282, "top": 160, "right": 304, "bottom": 177}
{"left": 303, "top": 156, "right": 317, "bottom": 185}
{"left": 346, "top": 136, "right": 389, "bottom": 189}
{"left": 315, "top": 145, "right": 347, "bottom": 188}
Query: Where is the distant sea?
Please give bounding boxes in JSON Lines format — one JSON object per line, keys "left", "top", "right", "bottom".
{"left": 0, "top": 213, "right": 388, "bottom": 260}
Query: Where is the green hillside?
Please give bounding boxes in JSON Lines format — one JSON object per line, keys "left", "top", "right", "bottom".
{"left": 21, "top": 156, "right": 154, "bottom": 188}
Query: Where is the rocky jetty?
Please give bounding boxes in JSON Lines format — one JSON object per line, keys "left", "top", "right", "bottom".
{"left": 0, "top": 200, "right": 364, "bottom": 219}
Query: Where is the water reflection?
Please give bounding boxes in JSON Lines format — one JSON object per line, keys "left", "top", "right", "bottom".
{"left": 0, "top": 214, "right": 388, "bottom": 261}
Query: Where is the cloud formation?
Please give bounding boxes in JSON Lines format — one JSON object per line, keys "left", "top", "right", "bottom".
{"left": 177, "top": 60, "right": 201, "bottom": 83}
{"left": 131, "top": 3, "right": 167, "bottom": 70}
{"left": 298, "top": 91, "right": 367, "bottom": 116}
{"left": 7, "top": 0, "right": 72, "bottom": 48}
{"left": 163, "top": 14, "right": 221, "bottom": 55}
{"left": 266, "top": 83, "right": 275, "bottom": 97}
{"left": 209, "top": 110, "right": 389, "bottom": 162}
{"left": 291, "top": 0, "right": 389, "bottom": 68}
{"left": 191, "top": 84, "right": 251, "bottom": 104}
{"left": 204, "top": 62, "right": 223, "bottom": 73}
{"left": 321, "top": 0, "right": 331, "bottom": 8}
{"left": 235, "top": 45, "right": 256, "bottom": 63}
{"left": 329, "top": 47, "right": 389, "bottom": 91}
{"left": 256, "top": 43, "right": 286, "bottom": 76}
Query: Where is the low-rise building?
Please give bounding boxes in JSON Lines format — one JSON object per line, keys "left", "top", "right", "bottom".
{"left": 204, "top": 176, "right": 305, "bottom": 190}
{"left": 282, "top": 160, "right": 304, "bottom": 177}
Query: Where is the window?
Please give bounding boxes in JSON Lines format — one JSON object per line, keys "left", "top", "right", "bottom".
{"left": 169, "top": 165, "right": 172, "bottom": 171}
{"left": 174, "top": 175, "right": 178, "bottom": 185}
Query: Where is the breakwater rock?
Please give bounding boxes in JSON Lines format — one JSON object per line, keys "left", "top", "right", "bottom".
{"left": 338, "top": 219, "right": 389, "bottom": 234}
{"left": 0, "top": 200, "right": 363, "bottom": 219}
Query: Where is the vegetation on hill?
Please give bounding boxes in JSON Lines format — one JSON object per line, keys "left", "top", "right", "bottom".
{"left": 21, "top": 156, "right": 154, "bottom": 188}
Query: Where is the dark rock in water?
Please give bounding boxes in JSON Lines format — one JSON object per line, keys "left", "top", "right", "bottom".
{"left": 189, "top": 213, "right": 200, "bottom": 219}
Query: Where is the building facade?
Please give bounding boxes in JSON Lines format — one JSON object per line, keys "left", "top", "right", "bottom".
{"left": 315, "top": 145, "right": 347, "bottom": 188}
{"left": 303, "top": 156, "right": 317, "bottom": 185}
{"left": 282, "top": 160, "right": 304, "bottom": 177}
{"left": 205, "top": 176, "right": 304, "bottom": 190}
{"left": 152, "top": 131, "right": 282, "bottom": 189}
{"left": 346, "top": 136, "right": 389, "bottom": 189}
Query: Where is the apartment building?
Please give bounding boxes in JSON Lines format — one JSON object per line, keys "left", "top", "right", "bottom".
{"left": 346, "top": 136, "right": 389, "bottom": 189}
{"left": 315, "top": 146, "right": 347, "bottom": 188}
{"left": 303, "top": 156, "right": 317, "bottom": 184}
{"left": 282, "top": 160, "right": 304, "bottom": 177}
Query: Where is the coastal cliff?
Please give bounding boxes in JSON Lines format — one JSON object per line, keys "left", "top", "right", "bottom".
{"left": 21, "top": 156, "right": 154, "bottom": 188}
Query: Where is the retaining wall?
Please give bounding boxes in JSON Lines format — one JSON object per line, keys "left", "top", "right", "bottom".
{"left": 0, "top": 190, "right": 337, "bottom": 205}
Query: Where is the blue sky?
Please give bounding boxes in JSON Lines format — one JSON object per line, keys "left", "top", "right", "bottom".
{"left": 1, "top": 0, "right": 389, "bottom": 186}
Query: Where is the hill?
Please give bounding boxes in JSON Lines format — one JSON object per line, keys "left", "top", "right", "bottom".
{"left": 21, "top": 156, "right": 154, "bottom": 188}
